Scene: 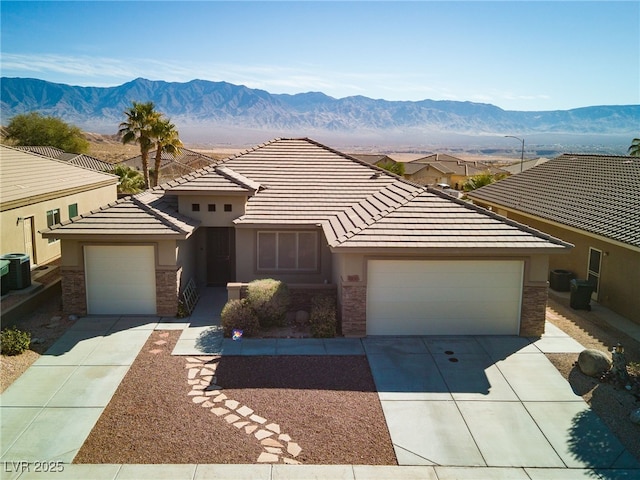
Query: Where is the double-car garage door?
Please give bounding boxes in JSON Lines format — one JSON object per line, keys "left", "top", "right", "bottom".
{"left": 84, "top": 245, "right": 156, "bottom": 315}
{"left": 366, "top": 260, "right": 523, "bottom": 335}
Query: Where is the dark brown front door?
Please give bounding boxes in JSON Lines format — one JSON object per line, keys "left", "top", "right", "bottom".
{"left": 207, "top": 227, "right": 235, "bottom": 286}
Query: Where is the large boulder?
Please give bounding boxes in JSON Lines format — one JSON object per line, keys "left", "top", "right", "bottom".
{"left": 630, "top": 408, "right": 640, "bottom": 425}
{"left": 578, "top": 349, "right": 612, "bottom": 377}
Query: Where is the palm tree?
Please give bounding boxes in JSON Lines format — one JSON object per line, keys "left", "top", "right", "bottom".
{"left": 628, "top": 137, "right": 640, "bottom": 157}
{"left": 118, "top": 101, "right": 161, "bottom": 189}
{"left": 151, "top": 118, "right": 183, "bottom": 187}
{"left": 111, "top": 165, "right": 145, "bottom": 194}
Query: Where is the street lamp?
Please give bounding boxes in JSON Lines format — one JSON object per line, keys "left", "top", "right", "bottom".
{"left": 504, "top": 135, "right": 525, "bottom": 173}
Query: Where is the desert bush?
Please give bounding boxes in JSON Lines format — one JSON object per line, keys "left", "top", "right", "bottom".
{"left": 221, "top": 299, "right": 260, "bottom": 337}
{"left": 245, "top": 279, "right": 291, "bottom": 328}
{"left": 1, "top": 326, "right": 31, "bottom": 356}
{"left": 310, "top": 295, "right": 337, "bottom": 338}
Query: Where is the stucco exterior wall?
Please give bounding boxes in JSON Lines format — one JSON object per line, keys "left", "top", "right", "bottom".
{"left": 0, "top": 184, "right": 116, "bottom": 265}
{"left": 500, "top": 212, "right": 639, "bottom": 323}
{"left": 235, "top": 227, "right": 332, "bottom": 284}
{"left": 177, "top": 195, "right": 246, "bottom": 227}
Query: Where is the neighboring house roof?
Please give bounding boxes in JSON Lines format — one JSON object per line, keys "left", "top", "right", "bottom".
{"left": 16, "top": 146, "right": 113, "bottom": 172}
{"left": 412, "top": 154, "right": 508, "bottom": 177}
{"left": 42, "top": 190, "right": 199, "bottom": 240}
{"left": 0, "top": 145, "right": 118, "bottom": 211}
{"left": 350, "top": 154, "right": 390, "bottom": 165}
{"left": 16, "top": 146, "right": 65, "bottom": 158}
{"left": 118, "top": 148, "right": 216, "bottom": 172}
{"left": 40, "top": 138, "right": 570, "bottom": 252}
{"left": 467, "top": 154, "right": 640, "bottom": 249}
{"left": 502, "top": 157, "right": 550, "bottom": 175}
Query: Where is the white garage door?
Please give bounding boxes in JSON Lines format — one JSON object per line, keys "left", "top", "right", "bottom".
{"left": 367, "top": 260, "right": 523, "bottom": 335}
{"left": 84, "top": 245, "right": 156, "bottom": 315}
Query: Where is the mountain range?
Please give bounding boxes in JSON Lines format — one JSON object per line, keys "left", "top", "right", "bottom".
{"left": 1, "top": 77, "right": 638, "bottom": 149}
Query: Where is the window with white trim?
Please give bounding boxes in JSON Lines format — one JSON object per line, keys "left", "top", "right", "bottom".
{"left": 46, "top": 208, "right": 61, "bottom": 243}
{"left": 257, "top": 231, "right": 318, "bottom": 271}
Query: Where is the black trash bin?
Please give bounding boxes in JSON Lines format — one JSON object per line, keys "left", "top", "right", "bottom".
{"left": 570, "top": 279, "right": 594, "bottom": 311}
{"left": 549, "top": 269, "right": 575, "bottom": 292}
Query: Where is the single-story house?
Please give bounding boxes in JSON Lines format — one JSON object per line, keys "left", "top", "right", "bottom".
{"left": 42, "top": 138, "right": 572, "bottom": 337}
{"left": 0, "top": 145, "right": 118, "bottom": 267}
{"left": 408, "top": 154, "right": 509, "bottom": 188}
{"left": 468, "top": 153, "right": 640, "bottom": 323}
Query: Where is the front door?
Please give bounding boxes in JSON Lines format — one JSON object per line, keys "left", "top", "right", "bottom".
{"left": 23, "top": 216, "right": 36, "bottom": 265}
{"left": 207, "top": 227, "right": 235, "bottom": 286}
{"left": 587, "top": 247, "right": 602, "bottom": 300}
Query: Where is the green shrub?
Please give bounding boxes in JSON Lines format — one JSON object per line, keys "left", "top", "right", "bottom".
{"left": 1, "top": 326, "right": 31, "bottom": 356}
{"left": 221, "top": 299, "right": 260, "bottom": 337}
{"left": 310, "top": 296, "right": 337, "bottom": 338}
{"left": 245, "top": 279, "right": 291, "bottom": 328}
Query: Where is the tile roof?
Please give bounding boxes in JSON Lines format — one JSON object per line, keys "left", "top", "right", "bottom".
{"left": 16, "top": 146, "right": 113, "bottom": 172}
{"left": 118, "top": 148, "right": 216, "bottom": 172}
{"left": 0, "top": 145, "right": 118, "bottom": 211}
{"left": 40, "top": 138, "right": 570, "bottom": 252}
{"left": 41, "top": 190, "right": 199, "bottom": 239}
{"left": 163, "top": 164, "right": 259, "bottom": 195}
{"left": 225, "top": 138, "right": 404, "bottom": 225}
{"left": 412, "top": 154, "right": 509, "bottom": 176}
{"left": 329, "top": 188, "right": 570, "bottom": 250}
{"left": 467, "top": 154, "right": 640, "bottom": 248}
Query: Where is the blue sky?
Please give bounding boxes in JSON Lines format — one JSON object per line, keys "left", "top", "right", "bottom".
{"left": 1, "top": 1, "right": 638, "bottom": 111}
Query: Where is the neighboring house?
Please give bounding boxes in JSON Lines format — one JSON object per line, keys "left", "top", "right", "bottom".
{"left": 0, "top": 145, "right": 118, "bottom": 267}
{"left": 468, "top": 154, "right": 640, "bottom": 323}
{"left": 408, "top": 154, "right": 509, "bottom": 188}
{"left": 43, "top": 138, "right": 571, "bottom": 337}
{"left": 117, "top": 148, "right": 216, "bottom": 181}
{"left": 16, "top": 146, "right": 113, "bottom": 172}
{"left": 502, "top": 157, "right": 550, "bottom": 175}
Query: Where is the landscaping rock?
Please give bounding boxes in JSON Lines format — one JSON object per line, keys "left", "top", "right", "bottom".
{"left": 578, "top": 349, "right": 611, "bottom": 377}
{"left": 295, "top": 310, "right": 309, "bottom": 325}
{"left": 630, "top": 408, "right": 640, "bottom": 425}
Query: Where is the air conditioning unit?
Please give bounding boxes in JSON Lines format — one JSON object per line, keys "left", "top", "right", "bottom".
{"left": 1, "top": 253, "right": 31, "bottom": 290}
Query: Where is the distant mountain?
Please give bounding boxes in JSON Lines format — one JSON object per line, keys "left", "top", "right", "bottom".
{"left": 1, "top": 77, "right": 638, "bottom": 146}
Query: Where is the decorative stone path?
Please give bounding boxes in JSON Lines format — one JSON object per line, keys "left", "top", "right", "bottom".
{"left": 184, "top": 356, "right": 303, "bottom": 464}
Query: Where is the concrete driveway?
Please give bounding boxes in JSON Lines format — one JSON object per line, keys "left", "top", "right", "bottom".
{"left": 363, "top": 333, "right": 640, "bottom": 474}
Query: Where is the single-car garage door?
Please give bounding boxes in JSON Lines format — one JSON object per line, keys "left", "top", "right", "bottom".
{"left": 84, "top": 245, "right": 156, "bottom": 315}
{"left": 367, "top": 260, "right": 523, "bottom": 335}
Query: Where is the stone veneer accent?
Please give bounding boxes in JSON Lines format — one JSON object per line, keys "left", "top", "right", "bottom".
{"left": 61, "top": 268, "right": 87, "bottom": 315}
{"left": 519, "top": 283, "right": 548, "bottom": 337}
{"left": 156, "top": 268, "right": 179, "bottom": 317}
{"left": 340, "top": 282, "right": 367, "bottom": 337}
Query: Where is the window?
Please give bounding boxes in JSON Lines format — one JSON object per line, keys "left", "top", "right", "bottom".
{"left": 192, "top": 203, "right": 200, "bottom": 212}
{"left": 224, "top": 204, "right": 232, "bottom": 212}
{"left": 68, "top": 203, "right": 78, "bottom": 218}
{"left": 257, "top": 231, "right": 318, "bottom": 271}
{"left": 46, "top": 208, "right": 61, "bottom": 243}
{"left": 208, "top": 204, "right": 216, "bottom": 212}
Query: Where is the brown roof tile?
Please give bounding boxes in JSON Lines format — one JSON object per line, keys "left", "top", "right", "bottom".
{"left": 467, "top": 154, "right": 640, "bottom": 248}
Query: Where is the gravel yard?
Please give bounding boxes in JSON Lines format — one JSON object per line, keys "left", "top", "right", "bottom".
{"left": 74, "top": 331, "right": 397, "bottom": 465}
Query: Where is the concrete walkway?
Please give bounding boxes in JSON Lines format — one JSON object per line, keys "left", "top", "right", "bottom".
{"left": 2, "top": 287, "right": 639, "bottom": 479}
